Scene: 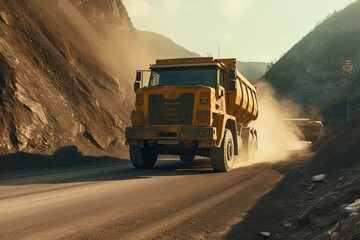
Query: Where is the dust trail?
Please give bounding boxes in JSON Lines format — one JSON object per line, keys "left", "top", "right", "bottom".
{"left": 234, "top": 81, "right": 307, "bottom": 168}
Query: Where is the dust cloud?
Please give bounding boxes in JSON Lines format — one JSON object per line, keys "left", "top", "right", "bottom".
{"left": 235, "top": 81, "right": 308, "bottom": 168}
{"left": 54, "top": 0, "right": 153, "bottom": 118}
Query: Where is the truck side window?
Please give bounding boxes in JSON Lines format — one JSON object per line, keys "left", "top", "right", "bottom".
{"left": 149, "top": 72, "right": 160, "bottom": 86}
{"left": 219, "top": 71, "right": 225, "bottom": 87}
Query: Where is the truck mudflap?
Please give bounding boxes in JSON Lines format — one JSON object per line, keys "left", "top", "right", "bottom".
{"left": 125, "top": 126, "right": 217, "bottom": 147}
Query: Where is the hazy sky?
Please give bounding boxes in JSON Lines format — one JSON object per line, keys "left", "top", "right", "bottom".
{"left": 123, "top": 0, "right": 354, "bottom": 62}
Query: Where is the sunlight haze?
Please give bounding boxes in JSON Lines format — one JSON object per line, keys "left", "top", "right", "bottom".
{"left": 123, "top": 0, "right": 354, "bottom": 62}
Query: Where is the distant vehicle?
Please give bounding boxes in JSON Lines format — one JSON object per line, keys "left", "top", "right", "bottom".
{"left": 283, "top": 118, "right": 323, "bottom": 142}
{"left": 125, "top": 57, "right": 259, "bottom": 172}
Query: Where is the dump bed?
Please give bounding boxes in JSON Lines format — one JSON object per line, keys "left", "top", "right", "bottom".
{"left": 220, "top": 60, "right": 258, "bottom": 126}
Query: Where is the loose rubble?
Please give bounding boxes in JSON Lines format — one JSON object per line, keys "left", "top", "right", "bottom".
{"left": 311, "top": 174, "right": 326, "bottom": 182}
{"left": 259, "top": 231, "right": 271, "bottom": 238}
{"left": 282, "top": 220, "right": 292, "bottom": 228}
{"left": 345, "top": 198, "right": 360, "bottom": 212}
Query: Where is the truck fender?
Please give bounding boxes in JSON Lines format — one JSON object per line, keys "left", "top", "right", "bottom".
{"left": 213, "top": 114, "right": 239, "bottom": 154}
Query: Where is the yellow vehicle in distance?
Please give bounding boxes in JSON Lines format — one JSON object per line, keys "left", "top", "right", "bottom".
{"left": 283, "top": 118, "right": 323, "bottom": 143}
{"left": 126, "top": 57, "right": 259, "bottom": 172}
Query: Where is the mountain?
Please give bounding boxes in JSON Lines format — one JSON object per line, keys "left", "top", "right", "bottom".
{"left": 236, "top": 61, "right": 269, "bottom": 83}
{"left": 263, "top": 1, "right": 360, "bottom": 128}
{"left": 137, "top": 31, "right": 199, "bottom": 59}
{"left": 136, "top": 31, "right": 267, "bottom": 82}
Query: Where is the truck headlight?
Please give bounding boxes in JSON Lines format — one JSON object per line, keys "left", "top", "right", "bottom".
{"left": 200, "top": 99, "right": 208, "bottom": 104}
{"left": 136, "top": 94, "right": 144, "bottom": 105}
{"left": 200, "top": 91, "right": 210, "bottom": 104}
{"left": 196, "top": 110, "right": 211, "bottom": 126}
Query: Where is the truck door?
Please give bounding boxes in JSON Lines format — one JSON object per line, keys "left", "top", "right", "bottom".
{"left": 217, "top": 70, "right": 226, "bottom": 112}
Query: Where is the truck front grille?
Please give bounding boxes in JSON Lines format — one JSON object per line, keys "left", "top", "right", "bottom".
{"left": 148, "top": 94, "right": 194, "bottom": 125}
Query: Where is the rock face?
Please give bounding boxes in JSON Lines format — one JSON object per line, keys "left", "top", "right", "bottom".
{"left": 263, "top": 1, "right": 360, "bottom": 128}
{"left": 70, "top": 0, "right": 134, "bottom": 34}
{"left": 0, "top": 0, "right": 149, "bottom": 156}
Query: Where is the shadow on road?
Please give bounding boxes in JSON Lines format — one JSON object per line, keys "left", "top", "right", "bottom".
{"left": 224, "top": 153, "right": 318, "bottom": 240}
{"left": 0, "top": 145, "right": 214, "bottom": 185}
{"left": 0, "top": 145, "right": 123, "bottom": 170}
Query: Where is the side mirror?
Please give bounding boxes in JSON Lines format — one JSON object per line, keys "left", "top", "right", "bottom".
{"left": 229, "top": 80, "right": 237, "bottom": 90}
{"left": 229, "top": 68, "right": 236, "bottom": 80}
{"left": 220, "top": 89, "right": 224, "bottom": 97}
{"left": 134, "top": 81, "right": 140, "bottom": 92}
{"left": 135, "top": 71, "right": 142, "bottom": 81}
{"left": 216, "top": 83, "right": 224, "bottom": 98}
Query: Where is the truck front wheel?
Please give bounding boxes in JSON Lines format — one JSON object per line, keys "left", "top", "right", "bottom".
{"left": 210, "top": 129, "right": 234, "bottom": 172}
{"left": 129, "top": 145, "right": 158, "bottom": 169}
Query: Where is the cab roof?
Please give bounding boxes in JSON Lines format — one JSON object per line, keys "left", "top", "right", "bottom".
{"left": 150, "top": 57, "right": 236, "bottom": 69}
{"left": 150, "top": 57, "right": 256, "bottom": 92}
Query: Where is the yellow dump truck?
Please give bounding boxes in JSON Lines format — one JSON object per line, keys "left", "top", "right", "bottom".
{"left": 283, "top": 118, "right": 323, "bottom": 142}
{"left": 125, "top": 57, "right": 259, "bottom": 172}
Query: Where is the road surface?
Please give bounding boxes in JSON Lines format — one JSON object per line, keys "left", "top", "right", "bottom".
{"left": 0, "top": 157, "right": 286, "bottom": 240}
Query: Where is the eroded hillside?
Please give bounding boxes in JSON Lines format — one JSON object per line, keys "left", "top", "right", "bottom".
{"left": 0, "top": 0, "right": 149, "bottom": 157}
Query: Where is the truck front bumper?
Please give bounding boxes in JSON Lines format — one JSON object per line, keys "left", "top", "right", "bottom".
{"left": 125, "top": 126, "right": 217, "bottom": 148}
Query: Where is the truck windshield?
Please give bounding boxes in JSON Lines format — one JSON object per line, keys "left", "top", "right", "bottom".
{"left": 148, "top": 67, "right": 217, "bottom": 88}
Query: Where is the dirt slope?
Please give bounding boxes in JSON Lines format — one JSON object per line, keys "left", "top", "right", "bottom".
{"left": 0, "top": 0, "right": 150, "bottom": 158}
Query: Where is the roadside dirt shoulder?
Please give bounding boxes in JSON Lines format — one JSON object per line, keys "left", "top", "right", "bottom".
{"left": 226, "top": 117, "right": 360, "bottom": 239}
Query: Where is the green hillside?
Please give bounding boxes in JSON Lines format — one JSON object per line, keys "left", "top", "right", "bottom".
{"left": 263, "top": 1, "right": 360, "bottom": 128}
{"left": 237, "top": 61, "right": 268, "bottom": 83}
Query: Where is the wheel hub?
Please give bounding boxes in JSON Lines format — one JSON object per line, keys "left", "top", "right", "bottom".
{"left": 226, "top": 140, "right": 233, "bottom": 161}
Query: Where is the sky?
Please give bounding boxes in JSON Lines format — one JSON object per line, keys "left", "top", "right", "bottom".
{"left": 123, "top": 0, "right": 355, "bottom": 62}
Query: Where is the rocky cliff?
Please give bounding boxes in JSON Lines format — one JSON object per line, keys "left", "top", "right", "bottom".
{"left": 0, "top": 0, "right": 148, "bottom": 157}
{"left": 263, "top": 1, "right": 360, "bottom": 128}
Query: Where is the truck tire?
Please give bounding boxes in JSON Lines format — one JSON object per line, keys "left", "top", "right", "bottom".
{"left": 180, "top": 154, "right": 195, "bottom": 162}
{"left": 241, "top": 131, "right": 255, "bottom": 161}
{"left": 253, "top": 130, "right": 258, "bottom": 151}
{"left": 129, "top": 145, "right": 158, "bottom": 169}
{"left": 210, "top": 129, "right": 234, "bottom": 172}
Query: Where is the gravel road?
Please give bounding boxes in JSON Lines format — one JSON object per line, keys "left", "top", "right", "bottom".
{"left": 0, "top": 157, "right": 284, "bottom": 240}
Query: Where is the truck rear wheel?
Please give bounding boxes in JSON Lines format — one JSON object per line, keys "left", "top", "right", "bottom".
{"left": 180, "top": 154, "right": 195, "bottom": 162}
{"left": 241, "top": 130, "right": 255, "bottom": 161}
{"left": 210, "top": 129, "right": 234, "bottom": 172}
{"left": 129, "top": 145, "right": 158, "bottom": 169}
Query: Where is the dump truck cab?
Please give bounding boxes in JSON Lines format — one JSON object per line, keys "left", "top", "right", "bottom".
{"left": 126, "top": 57, "right": 258, "bottom": 172}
